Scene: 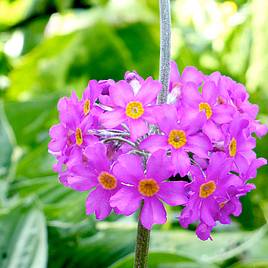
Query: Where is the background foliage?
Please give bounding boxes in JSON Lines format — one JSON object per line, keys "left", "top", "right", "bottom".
{"left": 0, "top": 0, "right": 268, "bottom": 267}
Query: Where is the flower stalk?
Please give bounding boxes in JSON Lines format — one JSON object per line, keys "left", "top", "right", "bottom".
{"left": 134, "top": 205, "right": 151, "bottom": 268}
{"left": 158, "top": 0, "right": 171, "bottom": 104}
{"left": 134, "top": 1, "right": 171, "bottom": 267}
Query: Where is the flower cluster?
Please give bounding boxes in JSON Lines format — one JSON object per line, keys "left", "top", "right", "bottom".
{"left": 48, "top": 61, "right": 267, "bottom": 240}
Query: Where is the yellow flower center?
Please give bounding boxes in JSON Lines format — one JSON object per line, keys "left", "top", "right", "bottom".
{"left": 83, "top": 99, "right": 90, "bottom": 116}
{"left": 98, "top": 171, "right": 117, "bottom": 190}
{"left": 125, "top": 101, "right": 144, "bottom": 119}
{"left": 75, "top": 128, "right": 83, "bottom": 146}
{"left": 199, "top": 181, "right": 216, "bottom": 198}
{"left": 229, "top": 137, "right": 237, "bottom": 157}
{"left": 199, "top": 102, "right": 213, "bottom": 119}
{"left": 138, "top": 179, "right": 159, "bottom": 197}
{"left": 168, "top": 130, "right": 187, "bottom": 149}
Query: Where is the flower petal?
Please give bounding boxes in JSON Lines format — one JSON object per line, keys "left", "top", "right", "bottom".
{"left": 140, "top": 198, "right": 167, "bottom": 230}
{"left": 110, "top": 187, "right": 142, "bottom": 216}
{"left": 86, "top": 186, "right": 112, "bottom": 220}
{"left": 136, "top": 77, "right": 161, "bottom": 105}
{"left": 158, "top": 181, "right": 188, "bottom": 206}
{"left": 146, "top": 150, "right": 173, "bottom": 181}
{"left": 139, "top": 134, "right": 168, "bottom": 153}
{"left": 171, "top": 150, "right": 191, "bottom": 177}
{"left": 202, "top": 81, "right": 217, "bottom": 104}
{"left": 186, "top": 133, "right": 212, "bottom": 158}
{"left": 100, "top": 109, "right": 125, "bottom": 128}
{"left": 113, "top": 153, "right": 144, "bottom": 185}
{"left": 109, "top": 80, "right": 134, "bottom": 107}
{"left": 128, "top": 118, "right": 148, "bottom": 140}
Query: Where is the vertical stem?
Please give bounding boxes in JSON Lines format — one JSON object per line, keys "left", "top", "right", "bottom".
{"left": 134, "top": 208, "right": 150, "bottom": 268}
{"left": 134, "top": 1, "right": 171, "bottom": 267}
{"left": 158, "top": 0, "right": 171, "bottom": 104}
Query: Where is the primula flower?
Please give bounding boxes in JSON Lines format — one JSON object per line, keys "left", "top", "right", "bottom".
{"left": 110, "top": 151, "right": 188, "bottom": 229}
{"left": 48, "top": 108, "right": 94, "bottom": 156}
{"left": 140, "top": 105, "right": 211, "bottom": 176}
{"left": 100, "top": 77, "right": 162, "bottom": 140}
{"left": 224, "top": 117, "right": 256, "bottom": 173}
{"left": 77, "top": 142, "right": 121, "bottom": 220}
{"left": 167, "top": 61, "right": 204, "bottom": 105}
{"left": 48, "top": 62, "right": 267, "bottom": 241}
{"left": 181, "top": 81, "right": 235, "bottom": 142}
{"left": 179, "top": 152, "right": 254, "bottom": 240}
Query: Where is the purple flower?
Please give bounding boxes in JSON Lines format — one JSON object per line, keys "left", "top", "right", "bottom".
{"left": 100, "top": 77, "right": 162, "bottom": 140}
{"left": 110, "top": 151, "right": 187, "bottom": 229}
{"left": 140, "top": 105, "right": 212, "bottom": 176}
{"left": 167, "top": 61, "right": 205, "bottom": 105}
{"left": 224, "top": 117, "right": 256, "bottom": 173}
{"left": 179, "top": 152, "right": 252, "bottom": 240}
{"left": 181, "top": 81, "right": 235, "bottom": 142}
{"left": 69, "top": 142, "right": 121, "bottom": 220}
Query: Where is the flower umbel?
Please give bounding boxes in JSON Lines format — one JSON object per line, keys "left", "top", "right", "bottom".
{"left": 49, "top": 63, "right": 267, "bottom": 240}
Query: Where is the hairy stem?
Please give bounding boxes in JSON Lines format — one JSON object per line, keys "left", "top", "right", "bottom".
{"left": 157, "top": 0, "right": 171, "bottom": 104}
{"left": 134, "top": 210, "right": 150, "bottom": 268}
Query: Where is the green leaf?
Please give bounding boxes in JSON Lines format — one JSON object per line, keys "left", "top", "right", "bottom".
{"left": 4, "top": 97, "right": 58, "bottom": 146}
{"left": 110, "top": 252, "right": 198, "bottom": 268}
{"left": 7, "top": 22, "right": 132, "bottom": 99}
{"left": 0, "top": 205, "right": 47, "bottom": 268}
{"left": 0, "top": 101, "right": 15, "bottom": 179}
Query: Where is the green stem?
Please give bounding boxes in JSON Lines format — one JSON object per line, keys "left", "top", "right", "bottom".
{"left": 158, "top": 0, "right": 171, "bottom": 104}
{"left": 134, "top": 216, "right": 150, "bottom": 268}
{"left": 134, "top": 1, "right": 171, "bottom": 267}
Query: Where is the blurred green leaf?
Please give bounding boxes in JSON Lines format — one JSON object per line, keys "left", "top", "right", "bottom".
{"left": 110, "top": 252, "right": 198, "bottom": 268}
{"left": 0, "top": 205, "right": 47, "bottom": 268}
{"left": 0, "top": 101, "right": 15, "bottom": 179}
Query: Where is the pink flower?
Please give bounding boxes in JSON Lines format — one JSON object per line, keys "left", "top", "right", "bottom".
{"left": 140, "top": 105, "right": 212, "bottom": 176}
{"left": 100, "top": 77, "right": 162, "bottom": 140}
{"left": 110, "top": 151, "right": 188, "bottom": 229}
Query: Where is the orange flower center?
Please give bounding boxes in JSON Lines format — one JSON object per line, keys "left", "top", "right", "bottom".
{"left": 83, "top": 99, "right": 91, "bottom": 116}
{"left": 75, "top": 128, "right": 83, "bottom": 146}
{"left": 125, "top": 101, "right": 144, "bottom": 119}
{"left": 98, "top": 172, "right": 117, "bottom": 190}
{"left": 168, "top": 129, "right": 187, "bottom": 149}
{"left": 199, "top": 181, "right": 216, "bottom": 198}
{"left": 138, "top": 178, "right": 159, "bottom": 197}
{"left": 199, "top": 102, "right": 212, "bottom": 119}
{"left": 229, "top": 137, "right": 237, "bottom": 157}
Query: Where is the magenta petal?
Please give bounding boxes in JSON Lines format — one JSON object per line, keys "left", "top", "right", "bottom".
{"left": 156, "top": 105, "right": 179, "bottom": 134}
{"left": 202, "top": 120, "right": 223, "bottom": 142}
{"left": 172, "top": 150, "right": 191, "bottom": 177}
{"left": 128, "top": 118, "right": 148, "bottom": 140}
{"left": 158, "top": 181, "right": 187, "bottom": 206}
{"left": 212, "top": 105, "right": 235, "bottom": 124}
{"left": 200, "top": 198, "right": 217, "bottom": 226}
{"left": 109, "top": 80, "right": 134, "bottom": 107}
{"left": 235, "top": 153, "right": 249, "bottom": 174}
{"left": 67, "top": 173, "right": 97, "bottom": 191}
{"left": 110, "top": 187, "right": 142, "bottom": 216}
{"left": 86, "top": 186, "right": 112, "bottom": 220}
{"left": 113, "top": 154, "right": 144, "bottom": 185}
{"left": 196, "top": 223, "right": 213, "bottom": 241}
{"left": 100, "top": 109, "right": 125, "bottom": 128}
{"left": 186, "top": 134, "right": 212, "bottom": 158}
{"left": 181, "top": 66, "right": 204, "bottom": 86}
{"left": 202, "top": 81, "right": 217, "bottom": 104}
{"left": 136, "top": 77, "right": 161, "bottom": 105}
{"left": 140, "top": 198, "right": 167, "bottom": 230}
{"left": 182, "top": 82, "right": 202, "bottom": 107}
{"left": 140, "top": 134, "right": 168, "bottom": 153}
{"left": 170, "top": 61, "right": 180, "bottom": 88}
{"left": 146, "top": 150, "right": 173, "bottom": 181}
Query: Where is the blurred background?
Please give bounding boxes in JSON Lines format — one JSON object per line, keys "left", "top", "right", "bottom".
{"left": 0, "top": 0, "right": 268, "bottom": 267}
